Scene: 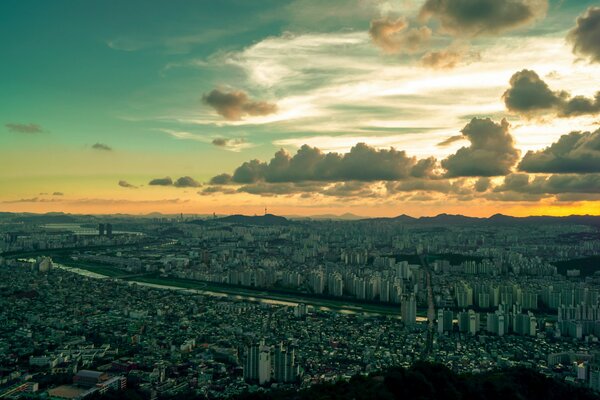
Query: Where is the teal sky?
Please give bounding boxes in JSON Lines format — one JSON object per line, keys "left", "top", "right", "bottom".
{"left": 2, "top": 0, "right": 600, "bottom": 217}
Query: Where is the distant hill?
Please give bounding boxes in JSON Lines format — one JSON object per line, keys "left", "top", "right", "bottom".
{"left": 363, "top": 213, "right": 600, "bottom": 227}
{"left": 233, "top": 362, "right": 599, "bottom": 400}
{"left": 189, "top": 214, "right": 292, "bottom": 226}
{"left": 290, "top": 213, "right": 365, "bottom": 220}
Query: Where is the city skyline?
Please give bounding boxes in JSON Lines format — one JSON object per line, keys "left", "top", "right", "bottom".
{"left": 2, "top": 0, "right": 600, "bottom": 217}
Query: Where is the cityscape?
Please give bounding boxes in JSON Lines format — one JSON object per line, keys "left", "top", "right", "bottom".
{"left": 2, "top": 0, "right": 600, "bottom": 399}
{"left": 1, "top": 213, "right": 600, "bottom": 398}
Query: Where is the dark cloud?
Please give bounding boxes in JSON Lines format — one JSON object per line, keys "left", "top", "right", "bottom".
{"left": 387, "top": 179, "right": 468, "bottom": 194}
{"left": 474, "top": 177, "right": 491, "bottom": 192}
{"left": 518, "top": 129, "right": 600, "bottom": 173}
{"left": 148, "top": 176, "right": 200, "bottom": 187}
{"left": 203, "top": 89, "right": 277, "bottom": 121}
{"left": 210, "top": 173, "right": 233, "bottom": 185}
{"left": 369, "top": 17, "right": 431, "bottom": 54}
{"left": 211, "top": 143, "right": 433, "bottom": 184}
{"left": 118, "top": 180, "right": 137, "bottom": 189}
{"left": 199, "top": 186, "right": 237, "bottom": 196}
{"left": 419, "top": 0, "right": 548, "bottom": 37}
{"left": 212, "top": 138, "right": 228, "bottom": 146}
{"left": 322, "top": 181, "right": 379, "bottom": 198}
{"left": 52, "top": 192, "right": 64, "bottom": 196}
{"left": 567, "top": 7, "right": 600, "bottom": 64}
{"left": 149, "top": 177, "right": 173, "bottom": 186}
{"left": 436, "top": 134, "right": 464, "bottom": 147}
{"left": 5, "top": 123, "right": 44, "bottom": 134}
{"left": 91, "top": 143, "right": 113, "bottom": 151}
{"left": 494, "top": 173, "right": 600, "bottom": 195}
{"left": 441, "top": 118, "right": 520, "bottom": 177}
{"left": 174, "top": 176, "right": 201, "bottom": 188}
{"left": 503, "top": 69, "right": 600, "bottom": 118}
{"left": 212, "top": 137, "right": 248, "bottom": 150}
{"left": 410, "top": 157, "right": 438, "bottom": 178}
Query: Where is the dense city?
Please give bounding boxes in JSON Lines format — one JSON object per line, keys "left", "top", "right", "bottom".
{"left": 0, "top": 212, "right": 600, "bottom": 399}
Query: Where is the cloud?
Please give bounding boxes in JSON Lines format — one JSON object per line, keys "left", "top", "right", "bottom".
{"left": 420, "top": 49, "right": 462, "bottom": 69}
{"left": 174, "top": 176, "right": 201, "bottom": 188}
{"left": 203, "top": 88, "right": 278, "bottom": 120}
{"left": 387, "top": 178, "right": 468, "bottom": 194}
{"left": 518, "top": 129, "right": 600, "bottom": 173}
{"left": 211, "top": 137, "right": 250, "bottom": 151}
{"left": 441, "top": 118, "right": 520, "bottom": 177}
{"left": 52, "top": 192, "right": 64, "bottom": 196}
{"left": 410, "top": 157, "right": 439, "bottom": 178}
{"left": 474, "top": 177, "right": 491, "bottom": 192}
{"left": 2, "top": 197, "right": 59, "bottom": 203}
{"left": 199, "top": 186, "right": 237, "bottom": 196}
{"left": 494, "top": 173, "right": 600, "bottom": 195}
{"left": 5, "top": 123, "right": 44, "bottom": 134}
{"left": 503, "top": 69, "right": 600, "bottom": 118}
{"left": 436, "top": 134, "right": 464, "bottom": 147}
{"left": 91, "top": 143, "right": 113, "bottom": 151}
{"left": 210, "top": 173, "right": 233, "bottom": 185}
{"left": 118, "top": 180, "right": 137, "bottom": 189}
{"left": 419, "top": 0, "right": 548, "bottom": 37}
{"left": 567, "top": 7, "right": 600, "bottom": 64}
{"left": 148, "top": 176, "right": 201, "bottom": 187}
{"left": 149, "top": 177, "right": 174, "bottom": 186}
{"left": 369, "top": 17, "right": 431, "bottom": 54}
{"left": 419, "top": 47, "right": 480, "bottom": 69}
{"left": 210, "top": 143, "right": 435, "bottom": 184}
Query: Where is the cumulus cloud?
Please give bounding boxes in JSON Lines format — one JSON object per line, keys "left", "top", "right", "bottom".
{"left": 441, "top": 118, "right": 520, "bottom": 177}
{"left": 494, "top": 173, "right": 600, "bottom": 195}
{"left": 387, "top": 178, "right": 468, "bottom": 194}
{"left": 5, "top": 123, "right": 44, "bottom": 134}
{"left": 503, "top": 69, "right": 600, "bottom": 118}
{"left": 174, "top": 176, "right": 201, "bottom": 188}
{"left": 203, "top": 88, "right": 278, "bottom": 120}
{"left": 148, "top": 176, "right": 200, "bottom": 187}
{"left": 567, "top": 7, "right": 600, "bottom": 64}
{"left": 410, "top": 157, "right": 438, "bottom": 178}
{"left": 210, "top": 143, "right": 435, "bottom": 184}
{"left": 91, "top": 143, "right": 113, "bottom": 151}
{"left": 149, "top": 177, "right": 174, "bottom": 186}
{"left": 518, "top": 129, "right": 600, "bottom": 173}
{"left": 419, "top": 0, "right": 548, "bottom": 37}
{"left": 210, "top": 173, "right": 233, "bottom": 185}
{"left": 118, "top": 180, "right": 137, "bottom": 189}
{"left": 369, "top": 17, "right": 431, "bottom": 54}
{"left": 474, "top": 177, "right": 491, "bottom": 192}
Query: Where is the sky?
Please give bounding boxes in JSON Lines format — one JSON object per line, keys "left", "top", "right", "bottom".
{"left": 1, "top": 0, "right": 600, "bottom": 217}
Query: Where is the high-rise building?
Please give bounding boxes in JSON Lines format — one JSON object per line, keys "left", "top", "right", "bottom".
{"left": 274, "top": 343, "right": 299, "bottom": 383}
{"left": 244, "top": 340, "right": 272, "bottom": 385}
{"left": 98, "top": 223, "right": 105, "bottom": 236}
{"left": 437, "top": 309, "right": 454, "bottom": 333}
{"left": 401, "top": 293, "right": 416, "bottom": 326}
{"left": 106, "top": 223, "right": 113, "bottom": 237}
{"left": 258, "top": 345, "right": 271, "bottom": 385}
